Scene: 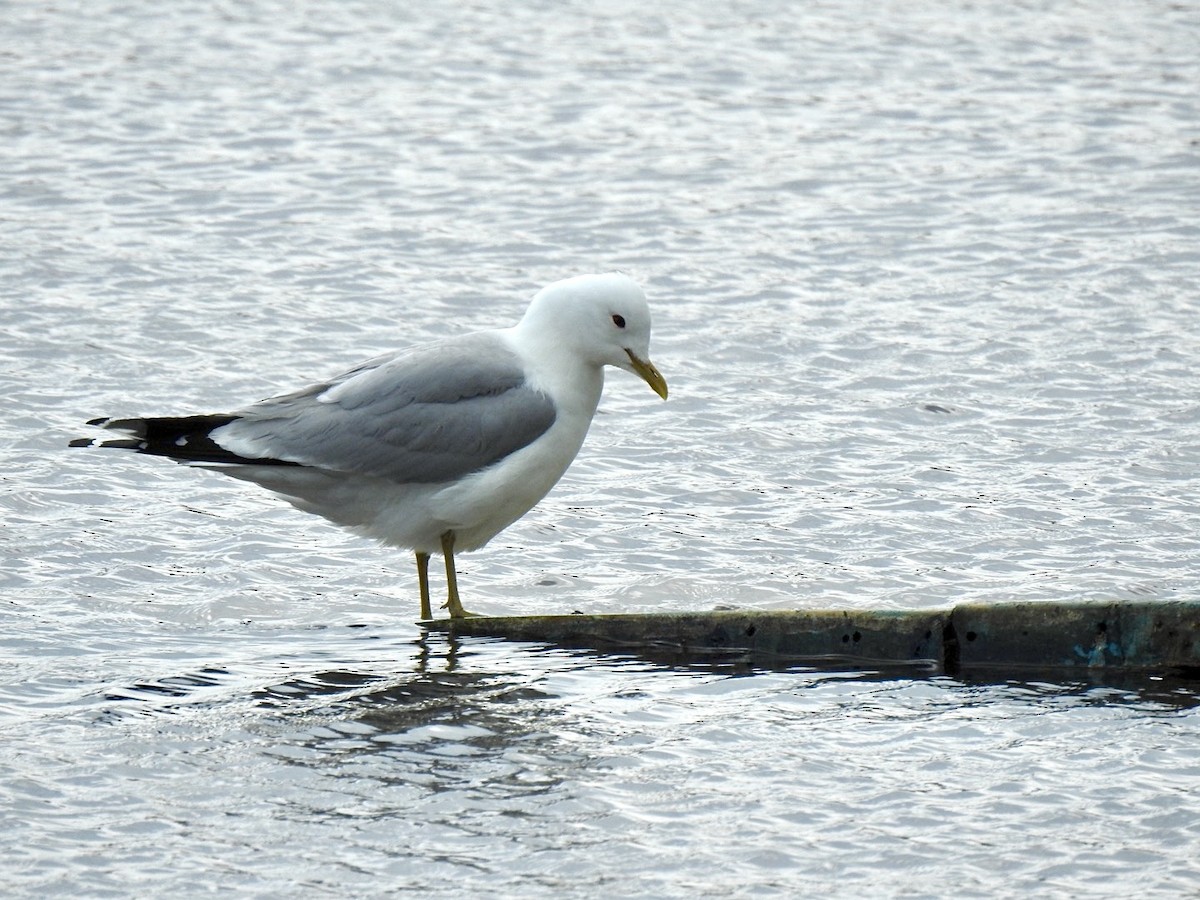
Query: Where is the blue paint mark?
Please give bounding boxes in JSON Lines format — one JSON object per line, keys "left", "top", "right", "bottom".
{"left": 1073, "top": 641, "right": 1121, "bottom": 667}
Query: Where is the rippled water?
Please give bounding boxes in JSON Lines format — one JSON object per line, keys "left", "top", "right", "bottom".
{"left": 4, "top": 0, "right": 1200, "bottom": 895}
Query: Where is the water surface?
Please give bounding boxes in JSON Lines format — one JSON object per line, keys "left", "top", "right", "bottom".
{"left": 3, "top": 0, "right": 1200, "bottom": 895}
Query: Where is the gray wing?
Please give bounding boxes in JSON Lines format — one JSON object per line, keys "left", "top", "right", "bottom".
{"left": 216, "top": 332, "right": 557, "bottom": 484}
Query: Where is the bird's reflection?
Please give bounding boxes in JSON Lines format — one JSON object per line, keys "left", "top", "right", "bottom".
{"left": 250, "top": 630, "right": 562, "bottom": 762}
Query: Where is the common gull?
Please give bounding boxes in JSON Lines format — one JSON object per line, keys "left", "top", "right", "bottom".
{"left": 71, "top": 273, "right": 668, "bottom": 619}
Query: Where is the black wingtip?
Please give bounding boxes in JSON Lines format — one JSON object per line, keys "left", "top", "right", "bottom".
{"left": 70, "top": 413, "right": 299, "bottom": 467}
{"left": 69, "top": 436, "right": 148, "bottom": 451}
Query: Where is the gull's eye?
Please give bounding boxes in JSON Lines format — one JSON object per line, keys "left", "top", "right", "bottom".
{"left": 612, "top": 314, "right": 626, "bottom": 329}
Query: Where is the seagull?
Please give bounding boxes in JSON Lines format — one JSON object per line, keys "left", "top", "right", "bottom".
{"left": 71, "top": 273, "right": 668, "bottom": 619}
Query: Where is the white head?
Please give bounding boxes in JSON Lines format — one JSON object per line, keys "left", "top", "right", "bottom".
{"left": 516, "top": 273, "right": 668, "bottom": 399}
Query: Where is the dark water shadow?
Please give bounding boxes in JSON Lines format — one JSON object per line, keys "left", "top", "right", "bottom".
{"left": 951, "top": 663, "right": 1200, "bottom": 711}
{"left": 445, "top": 636, "right": 1200, "bottom": 711}
{"left": 89, "top": 624, "right": 1200, "bottom": 734}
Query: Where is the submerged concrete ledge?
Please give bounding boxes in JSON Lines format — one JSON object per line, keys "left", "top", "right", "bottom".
{"left": 423, "top": 600, "right": 1200, "bottom": 676}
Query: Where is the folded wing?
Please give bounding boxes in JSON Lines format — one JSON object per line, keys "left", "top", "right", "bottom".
{"left": 75, "top": 332, "right": 558, "bottom": 486}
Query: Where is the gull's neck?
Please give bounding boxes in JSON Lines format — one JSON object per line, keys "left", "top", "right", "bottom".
{"left": 502, "top": 324, "right": 604, "bottom": 418}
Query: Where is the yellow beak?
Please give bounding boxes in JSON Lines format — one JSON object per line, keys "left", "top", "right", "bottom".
{"left": 625, "top": 349, "right": 669, "bottom": 400}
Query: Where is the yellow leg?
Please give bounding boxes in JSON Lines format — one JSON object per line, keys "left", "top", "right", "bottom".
{"left": 440, "top": 530, "right": 479, "bottom": 618}
{"left": 415, "top": 551, "right": 432, "bottom": 621}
